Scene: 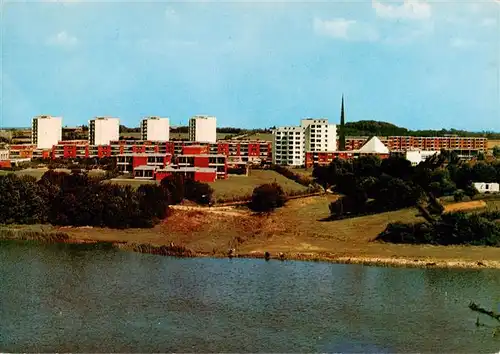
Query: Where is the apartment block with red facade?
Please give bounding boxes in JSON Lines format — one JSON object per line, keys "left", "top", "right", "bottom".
{"left": 116, "top": 153, "right": 172, "bottom": 173}
{"left": 343, "top": 136, "right": 487, "bottom": 155}
{"left": 209, "top": 140, "right": 272, "bottom": 164}
{"left": 51, "top": 140, "right": 89, "bottom": 159}
{"left": 152, "top": 166, "right": 217, "bottom": 182}
{"left": 304, "top": 137, "right": 391, "bottom": 168}
{"left": 8, "top": 144, "right": 36, "bottom": 159}
{"left": 132, "top": 145, "right": 227, "bottom": 182}
{"left": 175, "top": 154, "right": 227, "bottom": 179}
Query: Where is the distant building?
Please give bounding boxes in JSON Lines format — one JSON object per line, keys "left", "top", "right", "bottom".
{"left": 188, "top": 115, "right": 217, "bottom": 143}
{"left": 88, "top": 117, "right": 120, "bottom": 146}
{"left": 31, "top": 115, "right": 62, "bottom": 149}
{"left": 402, "top": 150, "right": 440, "bottom": 166}
{"left": 473, "top": 182, "right": 500, "bottom": 194}
{"left": 304, "top": 136, "right": 390, "bottom": 168}
{"left": 273, "top": 118, "right": 337, "bottom": 166}
{"left": 140, "top": 116, "right": 170, "bottom": 141}
{"left": 0, "top": 149, "right": 9, "bottom": 161}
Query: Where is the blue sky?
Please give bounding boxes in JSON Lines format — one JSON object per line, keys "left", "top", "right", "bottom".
{"left": 1, "top": 0, "right": 499, "bottom": 130}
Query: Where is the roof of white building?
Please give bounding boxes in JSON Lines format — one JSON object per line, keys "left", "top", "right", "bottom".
{"left": 357, "top": 136, "right": 390, "bottom": 154}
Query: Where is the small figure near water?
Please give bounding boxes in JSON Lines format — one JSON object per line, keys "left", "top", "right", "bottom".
{"left": 279, "top": 252, "right": 285, "bottom": 261}
{"left": 264, "top": 251, "right": 271, "bottom": 261}
{"left": 228, "top": 248, "right": 236, "bottom": 258}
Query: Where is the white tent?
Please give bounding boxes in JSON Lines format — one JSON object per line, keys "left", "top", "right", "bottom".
{"left": 357, "top": 136, "right": 389, "bottom": 154}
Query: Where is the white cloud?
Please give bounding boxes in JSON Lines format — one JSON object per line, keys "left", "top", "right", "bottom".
{"left": 313, "top": 17, "right": 379, "bottom": 42}
{"left": 47, "top": 31, "right": 78, "bottom": 47}
{"left": 372, "top": 0, "right": 432, "bottom": 20}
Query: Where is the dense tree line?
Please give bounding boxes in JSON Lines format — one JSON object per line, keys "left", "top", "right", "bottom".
{"left": 0, "top": 171, "right": 216, "bottom": 228}
{"left": 119, "top": 125, "right": 141, "bottom": 133}
{"left": 0, "top": 171, "right": 169, "bottom": 228}
{"left": 313, "top": 153, "right": 500, "bottom": 219}
{"left": 343, "top": 120, "right": 500, "bottom": 139}
{"left": 376, "top": 210, "right": 500, "bottom": 246}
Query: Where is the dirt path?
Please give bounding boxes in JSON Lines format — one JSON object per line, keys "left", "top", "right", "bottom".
{"left": 443, "top": 200, "right": 487, "bottom": 213}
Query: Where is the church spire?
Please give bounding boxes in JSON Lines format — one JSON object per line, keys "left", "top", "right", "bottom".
{"left": 339, "top": 94, "right": 346, "bottom": 151}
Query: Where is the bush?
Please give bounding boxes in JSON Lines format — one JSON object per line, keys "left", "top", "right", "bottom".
{"left": 250, "top": 182, "right": 287, "bottom": 212}
{"left": 454, "top": 189, "right": 465, "bottom": 202}
{"left": 160, "top": 174, "right": 185, "bottom": 205}
{"left": 464, "top": 184, "right": 479, "bottom": 197}
{"left": 184, "top": 180, "right": 214, "bottom": 205}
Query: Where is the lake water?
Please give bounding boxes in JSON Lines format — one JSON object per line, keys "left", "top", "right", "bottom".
{"left": 1, "top": 241, "right": 500, "bottom": 353}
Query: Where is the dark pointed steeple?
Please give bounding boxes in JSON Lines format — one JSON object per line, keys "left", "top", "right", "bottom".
{"left": 339, "top": 94, "right": 346, "bottom": 151}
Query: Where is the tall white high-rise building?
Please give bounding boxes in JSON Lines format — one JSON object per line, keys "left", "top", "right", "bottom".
{"left": 272, "top": 118, "right": 337, "bottom": 166}
{"left": 88, "top": 117, "right": 120, "bottom": 145}
{"left": 272, "top": 126, "right": 305, "bottom": 166}
{"left": 301, "top": 118, "right": 337, "bottom": 152}
{"left": 188, "top": 115, "right": 217, "bottom": 143}
{"left": 31, "top": 115, "right": 62, "bottom": 149}
{"left": 140, "top": 116, "right": 170, "bottom": 141}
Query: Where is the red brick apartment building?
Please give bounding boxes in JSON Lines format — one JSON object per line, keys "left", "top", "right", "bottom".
{"left": 130, "top": 145, "right": 228, "bottom": 182}
{"left": 304, "top": 135, "right": 488, "bottom": 168}
{"left": 345, "top": 136, "right": 487, "bottom": 154}
{"left": 45, "top": 139, "right": 271, "bottom": 163}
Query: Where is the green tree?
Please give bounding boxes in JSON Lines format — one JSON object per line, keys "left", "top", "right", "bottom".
{"left": 184, "top": 180, "right": 214, "bottom": 205}
{"left": 493, "top": 145, "right": 500, "bottom": 158}
{"left": 160, "top": 174, "right": 185, "bottom": 204}
{"left": 250, "top": 182, "right": 287, "bottom": 212}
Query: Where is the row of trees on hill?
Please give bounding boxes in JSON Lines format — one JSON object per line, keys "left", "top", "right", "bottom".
{"left": 169, "top": 126, "right": 273, "bottom": 135}
{"left": 313, "top": 152, "right": 500, "bottom": 220}
{"left": 343, "top": 120, "right": 500, "bottom": 139}
{"left": 0, "top": 171, "right": 217, "bottom": 228}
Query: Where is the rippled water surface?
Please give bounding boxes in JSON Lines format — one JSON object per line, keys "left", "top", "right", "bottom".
{"left": 1, "top": 241, "right": 500, "bottom": 352}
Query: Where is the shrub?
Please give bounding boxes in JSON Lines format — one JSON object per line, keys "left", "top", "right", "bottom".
{"left": 160, "top": 174, "right": 185, "bottom": 205}
{"left": 184, "top": 180, "right": 214, "bottom": 205}
{"left": 454, "top": 189, "right": 465, "bottom": 202}
{"left": 250, "top": 182, "right": 287, "bottom": 212}
{"left": 464, "top": 184, "right": 479, "bottom": 198}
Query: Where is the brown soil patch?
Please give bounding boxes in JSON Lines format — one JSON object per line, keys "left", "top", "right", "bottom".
{"left": 444, "top": 200, "right": 487, "bottom": 213}
{"left": 27, "top": 195, "right": 500, "bottom": 269}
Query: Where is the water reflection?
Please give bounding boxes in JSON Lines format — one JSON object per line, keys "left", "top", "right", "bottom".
{"left": 1, "top": 241, "right": 500, "bottom": 353}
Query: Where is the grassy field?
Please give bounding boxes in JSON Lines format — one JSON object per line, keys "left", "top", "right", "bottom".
{"left": 291, "top": 168, "right": 313, "bottom": 177}
{"left": 210, "top": 169, "right": 308, "bottom": 202}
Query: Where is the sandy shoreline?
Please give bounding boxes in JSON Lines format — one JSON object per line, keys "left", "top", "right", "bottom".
{"left": 3, "top": 195, "right": 500, "bottom": 270}
{"left": 4, "top": 235, "right": 500, "bottom": 270}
